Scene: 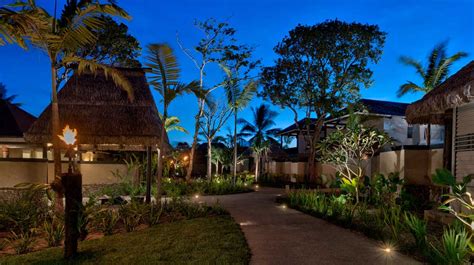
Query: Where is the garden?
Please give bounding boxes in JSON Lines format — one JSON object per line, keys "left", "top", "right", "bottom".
{"left": 0, "top": 183, "right": 250, "bottom": 264}
{"left": 279, "top": 115, "right": 473, "bottom": 264}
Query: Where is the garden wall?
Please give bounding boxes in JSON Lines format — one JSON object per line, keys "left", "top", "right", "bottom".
{"left": 266, "top": 147, "right": 443, "bottom": 185}
{"left": 0, "top": 159, "right": 127, "bottom": 187}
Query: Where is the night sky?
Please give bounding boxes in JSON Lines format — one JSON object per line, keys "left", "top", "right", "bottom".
{"left": 0, "top": 0, "right": 473, "bottom": 145}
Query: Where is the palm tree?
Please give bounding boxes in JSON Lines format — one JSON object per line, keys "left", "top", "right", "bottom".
{"left": 252, "top": 140, "right": 270, "bottom": 182}
{"left": 0, "top": 83, "right": 20, "bottom": 106}
{"left": 239, "top": 104, "right": 279, "bottom": 145}
{"left": 225, "top": 79, "right": 257, "bottom": 184}
{"left": 145, "top": 43, "right": 197, "bottom": 197}
{"left": 398, "top": 42, "right": 468, "bottom": 146}
{"left": 1, "top": 0, "right": 132, "bottom": 190}
{"left": 398, "top": 42, "right": 468, "bottom": 97}
{"left": 164, "top": 116, "right": 188, "bottom": 133}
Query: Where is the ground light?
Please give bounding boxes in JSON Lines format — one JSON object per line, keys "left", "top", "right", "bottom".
{"left": 194, "top": 194, "right": 200, "bottom": 199}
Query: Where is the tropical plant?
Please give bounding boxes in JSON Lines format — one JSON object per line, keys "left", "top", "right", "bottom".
{"left": 404, "top": 212, "right": 427, "bottom": 251}
{"left": 382, "top": 205, "right": 404, "bottom": 242}
{"left": 7, "top": 231, "right": 35, "bottom": 254}
{"left": 199, "top": 100, "right": 232, "bottom": 180}
{"left": 0, "top": 82, "right": 20, "bottom": 106}
{"left": 369, "top": 172, "right": 403, "bottom": 206}
{"left": 251, "top": 140, "right": 270, "bottom": 182}
{"left": 177, "top": 18, "right": 256, "bottom": 180}
{"left": 43, "top": 219, "right": 65, "bottom": 247}
{"left": 93, "top": 209, "right": 119, "bottom": 236}
{"left": 318, "top": 114, "right": 391, "bottom": 202}
{"left": 144, "top": 203, "right": 163, "bottom": 226}
{"left": 1, "top": 0, "right": 132, "bottom": 190}
{"left": 398, "top": 42, "right": 468, "bottom": 97}
{"left": 430, "top": 227, "right": 470, "bottom": 265}
{"left": 78, "top": 197, "right": 99, "bottom": 240}
{"left": 119, "top": 202, "right": 146, "bottom": 232}
{"left": 145, "top": 42, "right": 198, "bottom": 197}
{"left": 164, "top": 116, "right": 188, "bottom": 133}
{"left": 239, "top": 104, "right": 278, "bottom": 145}
{"left": 260, "top": 20, "right": 386, "bottom": 181}
{"left": 0, "top": 239, "right": 6, "bottom": 251}
{"left": 432, "top": 168, "right": 473, "bottom": 250}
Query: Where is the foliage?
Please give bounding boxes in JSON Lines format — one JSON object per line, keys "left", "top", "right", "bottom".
{"left": 42, "top": 218, "right": 65, "bottom": 247}
{"left": 0, "top": 82, "right": 20, "bottom": 106}
{"left": 318, "top": 114, "right": 391, "bottom": 202}
{"left": 78, "top": 15, "right": 141, "bottom": 67}
{"left": 119, "top": 202, "right": 146, "bottom": 232}
{"left": 6, "top": 231, "right": 35, "bottom": 255}
{"left": 430, "top": 227, "right": 470, "bottom": 265}
{"left": 369, "top": 172, "right": 403, "bottom": 206}
{"left": 404, "top": 212, "right": 427, "bottom": 251}
{"left": 0, "top": 216, "right": 250, "bottom": 265}
{"left": 144, "top": 203, "right": 163, "bottom": 227}
{"left": 78, "top": 197, "right": 99, "bottom": 240}
{"left": 0, "top": 186, "right": 49, "bottom": 233}
{"left": 93, "top": 209, "right": 119, "bottom": 236}
{"left": 382, "top": 205, "right": 404, "bottom": 242}
{"left": 0, "top": 239, "right": 6, "bottom": 251}
{"left": 398, "top": 42, "right": 468, "bottom": 97}
{"left": 260, "top": 19, "right": 386, "bottom": 180}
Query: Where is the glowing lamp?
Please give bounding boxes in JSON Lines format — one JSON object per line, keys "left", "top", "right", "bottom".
{"left": 58, "top": 125, "right": 77, "bottom": 145}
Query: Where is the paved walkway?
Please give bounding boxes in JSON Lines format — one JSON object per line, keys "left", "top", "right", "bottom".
{"left": 196, "top": 187, "right": 420, "bottom": 265}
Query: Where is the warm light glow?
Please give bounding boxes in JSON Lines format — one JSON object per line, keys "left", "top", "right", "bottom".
{"left": 384, "top": 248, "right": 391, "bottom": 253}
{"left": 281, "top": 204, "right": 287, "bottom": 209}
{"left": 194, "top": 194, "right": 199, "bottom": 199}
{"left": 183, "top": 155, "right": 189, "bottom": 161}
{"left": 244, "top": 183, "right": 248, "bottom": 186}
{"left": 46, "top": 143, "right": 53, "bottom": 147}
{"left": 255, "top": 184, "right": 259, "bottom": 188}
{"left": 58, "top": 125, "right": 77, "bottom": 145}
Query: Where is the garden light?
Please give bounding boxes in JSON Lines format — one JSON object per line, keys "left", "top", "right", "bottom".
{"left": 194, "top": 194, "right": 199, "bottom": 199}
{"left": 58, "top": 125, "right": 77, "bottom": 145}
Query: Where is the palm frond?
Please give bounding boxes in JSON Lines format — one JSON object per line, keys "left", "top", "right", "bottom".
{"left": 399, "top": 56, "right": 425, "bottom": 80}
{"left": 165, "top": 116, "right": 188, "bottom": 133}
{"left": 397, "top": 81, "right": 425, "bottom": 97}
{"left": 64, "top": 55, "right": 134, "bottom": 100}
{"left": 145, "top": 43, "right": 180, "bottom": 95}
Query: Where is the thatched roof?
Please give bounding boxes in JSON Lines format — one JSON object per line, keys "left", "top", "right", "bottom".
{"left": 0, "top": 100, "right": 36, "bottom": 138}
{"left": 25, "top": 68, "right": 168, "bottom": 148}
{"left": 406, "top": 61, "right": 474, "bottom": 124}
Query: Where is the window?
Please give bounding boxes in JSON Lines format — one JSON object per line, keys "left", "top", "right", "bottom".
{"left": 407, "top": 126, "right": 413, "bottom": 139}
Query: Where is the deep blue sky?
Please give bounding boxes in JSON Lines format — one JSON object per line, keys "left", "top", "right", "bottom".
{"left": 0, "top": 0, "right": 473, "bottom": 145}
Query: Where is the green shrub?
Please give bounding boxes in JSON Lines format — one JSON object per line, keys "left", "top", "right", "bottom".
{"left": 78, "top": 197, "right": 99, "bottom": 240}
{"left": 120, "top": 202, "right": 146, "bottom": 232}
{"left": 43, "top": 219, "right": 64, "bottom": 247}
{"left": 144, "top": 203, "right": 163, "bottom": 226}
{"left": 430, "top": 227, "right": 470, "bottom": 265}
{"left": 93, "top": 209, "right": 119, "bottom": 236}
{"left": 382, "top": 205, "right": 404, "bottom": 242}
{"left": 7, "top": 231, "right": 35, "bottom": 254}
{"left": 404, "top": 212, "right": 427, "bottom": 251}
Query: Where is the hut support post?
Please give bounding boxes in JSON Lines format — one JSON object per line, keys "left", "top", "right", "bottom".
{"left": 145, "top": 146, "right": 152, "bottom": 204}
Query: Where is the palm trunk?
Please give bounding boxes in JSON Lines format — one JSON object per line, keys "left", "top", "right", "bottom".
{"left": 255, "top": 154, "right": 259, "bottom": 183}
{"left": 187, "top": 100, "right": 204, "bottom": 180}
{"left": 233, "top": 111, "right": 238, "bottom": 185}
{"left": 207, "top": 139, "right": 212, "bottom": 181}
{"left": 51, "top": 63, "right": 63, "bottom": 210}
{"left": 157, "top": 110, "right": 167, "bottom": 200}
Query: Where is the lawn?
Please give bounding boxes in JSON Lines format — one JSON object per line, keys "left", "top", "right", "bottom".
{"left": 0, "top": 216, "right": 250, "bottom": 265}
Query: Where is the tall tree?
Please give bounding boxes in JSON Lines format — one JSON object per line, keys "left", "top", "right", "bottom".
{"left": 398, "top": 42, "right": 467, "bottom": 146}
{"left": 0, "top": 82, "right": 21, "bottom": 106}
{"left": 398, "top": 42, "right": 468, "bottom": 97}
{"left": 79, "top": 15, "right": 141, "bottom": 67}
{"left": 199, "top": 100, "right": 232, "bottom": 180}
{"left": 225, "top": 79, "right": 257, "bottom": 184}
{"left": 1, "top": 0, "right": 132, "bottom": 191}
{"left": 239, "top": 104, "right": 278, "bottom": 180}
{"left": 177, "top": 18, "right": 253, "bottom": 180}
{"left": 260, "top": 20, "right": 386, "bottom": 182}
{"left": 145, "top": 43, "right": 197, "bottom": 198}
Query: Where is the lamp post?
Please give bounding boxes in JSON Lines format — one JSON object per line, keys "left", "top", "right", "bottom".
{"left": 58, "top": 125, "right": 82, "bottom": 259}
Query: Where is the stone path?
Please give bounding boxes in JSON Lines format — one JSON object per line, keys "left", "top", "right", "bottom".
{"left": 196, "top": 187, "right": 420, "bottom": 265}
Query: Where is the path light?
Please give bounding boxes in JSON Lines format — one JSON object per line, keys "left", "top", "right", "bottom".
{"left": 281, "top": 204, "right": 287, "bottom": 209}
{"left": 194, "top": 194, "right": 200, "bottom": 199}
{"left": 384, "top": 248, "right": 391, "bottom": 253}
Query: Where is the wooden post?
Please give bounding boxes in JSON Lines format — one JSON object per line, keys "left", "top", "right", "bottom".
{"left": 145, "top": 146, "right": 152, "bottom": 204}
{"left": 62, "top": 172, "right": 82, "bottom": 259}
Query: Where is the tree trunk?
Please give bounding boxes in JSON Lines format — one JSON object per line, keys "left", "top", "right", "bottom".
{"left": 156, "top": 111, "right": 167, "bottom": 200}
{"left": 307, "top": 119, "right": 323, "bottom": 184}
{"left": 50, "top": 64, "right": 64, "bottom": 211}
{"left": 207, "top": 139, "right": 212, "bottom": 181}
{"left": 233, "top": 111, "right": 238, "bottom": 185}
{"left": 255, "top": 154, "right": 259, "bottom": 183}
{"left": 62, "top": 172, "right": 82, "bottom": 259}
{"left": 186, "top": 100, "right": 204, "bottom": 180}
{"left": 145, "top": 146, "right": 152, "bottom": 204}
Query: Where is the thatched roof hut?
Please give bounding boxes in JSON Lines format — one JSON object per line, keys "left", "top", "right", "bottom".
{"left": 0, "top": 99, "right": 36, "bottom": 139}
{"left": 25, "top": 68, "right": 168, "bottom": 150}
{"left": 406, "top": 61, "right": 474, "bottom": 124}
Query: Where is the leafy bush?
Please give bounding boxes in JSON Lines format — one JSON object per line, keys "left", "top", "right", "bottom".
{"left": 119, "top": 202, "right": 146, "bottom": 232}
{"left": 7, "top": 231, "right": 35, "bottom": 254}
{"left": 43, "top": 219, "right": 64, "bottom": 247}
{"left": 404, "top": 212, "right": 427, "bottom": 251}
{"left": 382, "top": 205, "right": 404, "bottom": 242}
{"left": 0, "top": 186, "right": 49, "bottom": 233}
{"left": 78, "top": 197, "right": 99, "bottom": 240}
{"left": 144, "top": 203, "right": 163, "bottom": 226}
{"left": 430, "top": 227, "right": 470, "bottom": 265}
{"left": 93, "top": 209, "right": 119, "bottom": 236}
